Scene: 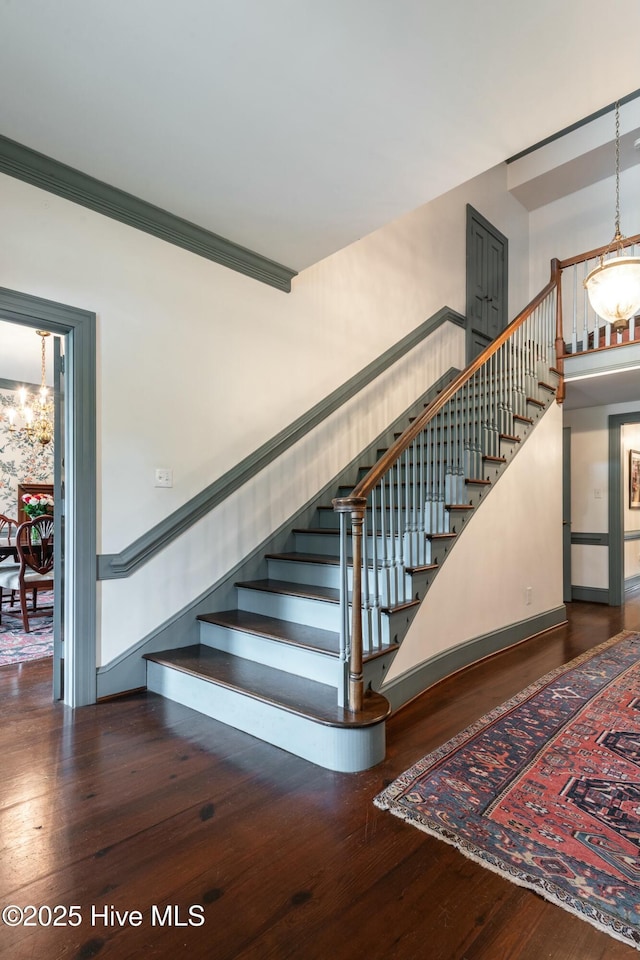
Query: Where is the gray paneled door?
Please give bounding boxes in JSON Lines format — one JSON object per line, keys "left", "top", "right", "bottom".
{"left": 466, "top": 205, "right": 508, "bottom": 361}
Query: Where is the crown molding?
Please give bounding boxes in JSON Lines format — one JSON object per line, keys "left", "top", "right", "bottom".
{"left": 0, "top": 134, "right": 297, "bottom": 293}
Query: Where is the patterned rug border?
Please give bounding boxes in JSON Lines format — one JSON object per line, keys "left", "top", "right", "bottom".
{"left": 374, "top": 630, "right": 640, "bottom": 951}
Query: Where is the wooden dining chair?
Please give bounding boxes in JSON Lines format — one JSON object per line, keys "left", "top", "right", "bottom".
{"left": 0, "top": 514, "right": 18, "bottom": 562}
{"left": 0, "top": 514, "right": 20, "bottom": 610}
{"left": 0, "top": 516, "right": 54, "bottom": 632}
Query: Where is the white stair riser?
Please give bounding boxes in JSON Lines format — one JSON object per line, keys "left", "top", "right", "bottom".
{"left": 237, "top": 586, "right": 340, "bottom": 631}
{"left": 294, "top": 530, "right": 415, "bottom": 557}
{"left": 316, "top": 501, "right": 464, "bottom": 531}
{"left": 266, "top": 557, "right": 412, "bottom": 597}
{"left": 199, "top": 620, "right": 342, "bottom": 687}
{"left": 294, "top": 531, "right": 437, "bottom": 565}
{"left": 146, "top": 661, "right": 385, "bottom": 773}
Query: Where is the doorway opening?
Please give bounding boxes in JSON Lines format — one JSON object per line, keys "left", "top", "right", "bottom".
{"left": 609, "top": 412, "right": 640, "bottom": 608}
{"left": 0, "top": 287, "right": 96, "bottom": 707}
{"left": 0, "top": 324, "right": 60, "bottom": 683}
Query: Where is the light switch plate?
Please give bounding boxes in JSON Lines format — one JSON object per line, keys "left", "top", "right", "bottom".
{"left": 155, "top": 468, "right": 173, "bottom": 488}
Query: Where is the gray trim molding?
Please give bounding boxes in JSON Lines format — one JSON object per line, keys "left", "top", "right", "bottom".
{"left": 507, "top": 87, "right": 640, "bottom": 163}
{"left": 570, "top": 531, "right": 609, "bottom": 546}
{"left": 96, "top": 369, "right": 460, "bottom": 697}
{"left": 624, "top": 530, "right": 640, "bottom": 541}
{"left": 609, "top": 411, "right": 640, "bottom": 606}
{"left": 381, "top": 606, "right": 567, "bottom": 713}
{"left": 571, "top": 586, "right": 610, "bottom": 604}
{"left": 0, "top": 376, "right": 39, "bottom": 392}
{"left": 98, "top": 306, "right": 465, "bottom": 580}
{"left": 0, "top": 134, "right": 297, "bottom": 293}
{"left": 0, "top": 286, "right": 97, "bottom": 706}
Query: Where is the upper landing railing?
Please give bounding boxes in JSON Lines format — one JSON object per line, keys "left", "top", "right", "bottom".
{"left": 557, "top": 233, "right": 640, "bottom": 357}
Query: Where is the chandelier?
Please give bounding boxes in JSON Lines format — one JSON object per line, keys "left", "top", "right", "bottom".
{"left": 7, "top": 330, "right": 54, "bottom": 446}
{"left": 584, "top": 101, "right": 640, "bottom": 330}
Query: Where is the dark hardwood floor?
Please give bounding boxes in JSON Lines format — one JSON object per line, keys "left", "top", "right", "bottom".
{"left": 2, "top": 598, "right": 640, "bottom": 960}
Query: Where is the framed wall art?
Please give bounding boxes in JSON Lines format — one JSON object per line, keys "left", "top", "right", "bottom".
{"left": 630, "top": 450, "right": 640, "bottom": 508}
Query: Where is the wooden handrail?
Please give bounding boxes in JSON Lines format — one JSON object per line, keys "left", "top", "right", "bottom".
{"left": 332, "top": 232, "right": 638, "bottom": 715}
{"left": 335, "top": 267, "right": 559, "bottom": 508}
{"left": 558, "top": 232, "right": 640, "bottom": 270}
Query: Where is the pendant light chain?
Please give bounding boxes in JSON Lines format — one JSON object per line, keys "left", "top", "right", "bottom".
{"left": 615, "top": 101, "right": 621, "bottom": 241}
{"left": 40, "top": 331, "right": 47, "bottom": 389}
{"left": 583, "top": 97, "right": 640, "bottom": 327}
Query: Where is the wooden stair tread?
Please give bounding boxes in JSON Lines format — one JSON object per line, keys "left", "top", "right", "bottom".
{"left": 294, "top": 528, "right": 340, "bottom": 535}
{"left": 145, "top": 645, "right": 390, "bottom": 728}
{"left": 317, "top": 503, "right": 472, "bottom": 514}
{"left": 500, "top": 433, "right": 521, "bottom": 443}
{"left": 266, "top": 550, "right": 340, "bottom": 566}
{"left": 236, "top": 578, "right": 340, "bottom": 604}
{"left": 513, "top": 414, "right": 534, "bottom": 424}
{"left": 381, "top": 598, "right": 420, "bottom": 614}
{"left": 427, "top": 532, "right": 456, "bottom": 540}
{"left": 235, "top": 577, "right": 421, "bottom": 618}
{"left": 538, "top": 381, "right": 556, "bottom": 392}
{"left": 405, "top": 562, "right": 438, "bottom": 574}
{"left": 197, "top": 609, "right": 340, "bottom": 656}
{"left": 526, "top": 397, "right": 546, "bottom": 408}
{"left": 466, "top": 478, "right": 491, "bottom": 485}
{"left": 482, "top": 455, "right": 506, "bottom": 463}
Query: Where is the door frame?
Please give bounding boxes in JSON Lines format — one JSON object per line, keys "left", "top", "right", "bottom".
{"left": 465, "top": 205, "right": 508, "bottom": 362}
{"left": 609, "top": 411, "right": 640, "bottom": 607}
{"left": 0, "top": 287, "right": 96, "bottom": 706}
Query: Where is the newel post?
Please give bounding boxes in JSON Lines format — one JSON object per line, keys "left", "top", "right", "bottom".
{"left": 551, "top": 258, "right": 565, "bottom": 404}
{"left": 332, "top": 495, "right": 367, "bottom": 713}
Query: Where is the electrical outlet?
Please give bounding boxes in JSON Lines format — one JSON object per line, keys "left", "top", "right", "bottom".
{"left": 154, "top": 468, "right": 173, "bottom": 488}
{"left": 525, "top": 586, "right": 532, "bottom": 605}
{"left": 594, "top": 488, "right": 602, "bottom": 499}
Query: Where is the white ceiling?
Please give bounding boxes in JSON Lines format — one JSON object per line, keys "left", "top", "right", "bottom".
{"left": 0, "top": 321, "right": 55, "bottom": 385}
{"left": 2, "top": 0, "right": 640, "bottom": 271}
{"left": 564, "top": 368, "right": 640, "bottom": 411}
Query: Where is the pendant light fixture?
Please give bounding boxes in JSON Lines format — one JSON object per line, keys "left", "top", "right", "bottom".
{"left": 7, "top": 330, "right": 54, "bottom": 446}
{"left": 584, "top": 101, "right": 640, "bottom": 330}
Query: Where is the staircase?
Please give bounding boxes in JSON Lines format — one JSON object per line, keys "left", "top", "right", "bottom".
{"left": 145, "top": 279, "right": 561, "bottom": 772}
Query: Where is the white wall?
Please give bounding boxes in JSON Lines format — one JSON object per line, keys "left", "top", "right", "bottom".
{"left": 563, "top": 401, "right": 640, "bottom": 591}
{"left": 528, "top": 166, "right": 640, "bottom": 318}
{"left": 525, "top": 142, "right": 640, "bottom": 594}
{"left": 0, "top": 160, "right": 530, "bottom": 667}
{"left": 385, "top": 401, "right": 563, "bottom": 684}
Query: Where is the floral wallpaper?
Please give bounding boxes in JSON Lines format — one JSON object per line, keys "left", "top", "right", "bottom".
{"left": 0, "top": 388, "right": 54, "bottom": 519}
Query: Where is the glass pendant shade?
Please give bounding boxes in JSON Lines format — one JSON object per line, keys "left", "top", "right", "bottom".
{"left": 584, "top": 254, "right": 640, "bottom": 325}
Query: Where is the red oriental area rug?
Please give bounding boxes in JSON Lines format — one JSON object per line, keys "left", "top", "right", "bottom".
{"left": 375, "top": 631, "right": 640, "bottom": 950}
{"left": 0, "top": 591, "right": 53, "bottom": 665}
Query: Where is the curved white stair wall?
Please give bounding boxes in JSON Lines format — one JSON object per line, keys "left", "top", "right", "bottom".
{"left": 383, "top": 400, "right": 563, "bottom": 699}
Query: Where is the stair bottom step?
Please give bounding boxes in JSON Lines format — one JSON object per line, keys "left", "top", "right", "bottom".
{"left": 144, "top": 646, "right": 389, "bottom": 772}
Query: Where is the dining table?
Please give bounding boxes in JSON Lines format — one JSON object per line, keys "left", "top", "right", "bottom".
{"left": 0, "top": 538, "right": 18, "bottom": 562}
